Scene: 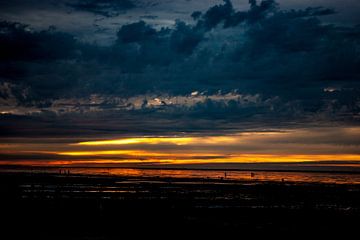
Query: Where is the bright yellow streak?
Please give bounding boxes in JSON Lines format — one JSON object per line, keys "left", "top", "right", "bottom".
{"left": 55, "top": 150, "right": 222, "bottom": 158}
{"left": 58, "top": 150, "right": 147, "bottom": 156}
{"left": 75, "top": 137, "right": 194, "bottom": 146}
{"left": 75, "top": 136, "right": 240, "bottom": 146}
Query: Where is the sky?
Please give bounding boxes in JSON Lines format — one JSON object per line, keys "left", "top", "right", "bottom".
{"left": 0, "top": 0, "right": 360, "bottom": 169}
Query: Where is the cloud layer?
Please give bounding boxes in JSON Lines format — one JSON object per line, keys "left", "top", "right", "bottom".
{"left": 0, "top": 0, "right": 359, "bottom": 137}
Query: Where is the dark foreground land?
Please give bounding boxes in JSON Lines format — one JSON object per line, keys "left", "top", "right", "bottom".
{"left": 1, "top": 171, "right": 360, "bottom": 238}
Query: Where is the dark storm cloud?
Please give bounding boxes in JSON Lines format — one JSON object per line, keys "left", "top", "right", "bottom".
{"left": 0, "top": 21, "right": 88, "bottom": 98}
{"left": 67, "top": 0, "right": 136, "bottom": 17}
{"left": 116, "top": 19, "right": 204, "bottom": 55}
{"left": 0, "top": 0, "right": 360, "bottom": 131}
{"left": 116, "top": 20, "right": 157, "bottom": 43}
{"left": 0, "top": 22, "right": 78, "bottom": 61}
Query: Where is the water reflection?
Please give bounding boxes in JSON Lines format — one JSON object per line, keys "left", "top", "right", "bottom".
{"left": 13, "top": 167, "right": 360, "bottom": 185}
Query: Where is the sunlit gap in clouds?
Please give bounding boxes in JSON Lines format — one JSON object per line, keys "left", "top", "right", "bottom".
{"left": 1, "top": 127, "right": 360, "bottom": 167}
{"left": 49, "top": 128, "right": 360, "bottom": 165}
{"left": 73, "top": 136, "right": 242, "bottom": 146}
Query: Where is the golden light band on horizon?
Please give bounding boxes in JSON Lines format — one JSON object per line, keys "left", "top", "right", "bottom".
{"left": 75, "top": 137, "right": 195, "bottom": 146}
{"left": 63, "top": 132, "right": 360, "bottom": 164}
{"left": 74, "top": 135, "right": 250, "bottom": 146}
{"left": 1, "top": 128, "right": 360, "bottom": 167}
{"left": 56, "top": 150, "right": 222, "bottom": 158}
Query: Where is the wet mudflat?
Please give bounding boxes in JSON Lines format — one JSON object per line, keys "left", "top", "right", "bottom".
{"left": 1, "top": 171, "right": 359, "bottom": 238}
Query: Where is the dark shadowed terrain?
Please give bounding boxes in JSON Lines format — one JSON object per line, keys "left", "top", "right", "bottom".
{"left": 1, "top": 170, "right": 359, "bottom": 239}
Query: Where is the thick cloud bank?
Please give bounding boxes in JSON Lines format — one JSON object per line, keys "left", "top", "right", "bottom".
{"left": 0, "top": 0, "right": 359, "bottom": 131}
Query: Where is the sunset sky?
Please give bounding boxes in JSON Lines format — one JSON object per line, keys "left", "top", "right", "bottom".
{"left": 1, "top": 0, "right": 360, "bottom": 169}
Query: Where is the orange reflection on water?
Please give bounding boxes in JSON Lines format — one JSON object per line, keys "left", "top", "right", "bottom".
{"left": 3, "top": 167, "right": 359, "bottom": 184}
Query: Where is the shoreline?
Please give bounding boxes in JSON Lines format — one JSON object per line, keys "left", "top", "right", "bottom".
{"left": 1, "top": 168, "right": 360, "bottom": 186}
{"left": 1, "top": 171, "right": 359, "bottom": 237}
{"left": 1, "top": 164, "right": 360, "bottom": 174}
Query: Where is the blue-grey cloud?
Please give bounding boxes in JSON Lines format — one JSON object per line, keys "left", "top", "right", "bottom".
{"left": 0, "top": 22, "right": 78, "bottom": 61}
{"left": 67, "top": 0, "right": 136, "bottom": 17}
{"left": 0, "top": 0, "right": 359, "bottom": 133}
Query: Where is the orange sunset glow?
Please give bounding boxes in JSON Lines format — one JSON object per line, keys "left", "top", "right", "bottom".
{"left": 1, "top": 127, "right": 360, "bottom": 167}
